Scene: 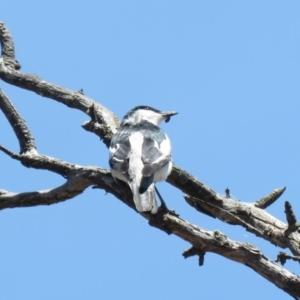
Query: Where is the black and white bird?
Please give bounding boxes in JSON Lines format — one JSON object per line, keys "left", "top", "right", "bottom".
{"left": 109, "top": 106, "right": 177, "bottom": 214}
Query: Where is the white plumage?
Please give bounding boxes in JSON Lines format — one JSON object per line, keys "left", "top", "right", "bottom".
{"left": 109, "top": 106, "right": 177, "bottom": 214}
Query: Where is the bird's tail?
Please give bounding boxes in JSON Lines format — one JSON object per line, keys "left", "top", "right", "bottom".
{"left": 128, "top": 178, "right": 158, "bottom": 214}
{"left": 127, "top": 148, "right": 158, "bottom": 213}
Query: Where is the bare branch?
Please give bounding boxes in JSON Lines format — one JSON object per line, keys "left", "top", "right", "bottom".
{"left": 153, "top": 213, "right": 300, "bottom": 299}
{"left": 254, "top": 187, "right": 286, "bottom": 209}
{"left": 276, "top": 251, "right": 300, "bottom": 266}
{"left": 146, "top": 208, "right": 300, "bottom": 297}
{"left": 184, "top": 194, "right": 300, "bottom": 257}
{"left": 0, "top": 164, "right": 134, "bottom": 212}
{"left": 0, "top": 21, "right": 20, "bottom": 70}
{"left": 0, "top": 144, "right": 76, "bottom": 177}
{"left": 0, "top": 22, "right": 241, "bottom": 211}
{"left": 0, "top": 144, "right": 20, "bottom": 159}
{"left": 1, "top": 19, "right": 300, "bottom": 298}
{"left": 0, "top": 62, "right": 118, "bottom": 147}
{"left": 168, "top": 165, "right": 218, "bottom": 201}
{"left": 0, "top": 142, "right": 132, "bottom": 205}
{"left": 0, "top": 175, "right": 91, "bottom": 209}
{"left": 182, "top": 247, "right": 205, "bottom": 266}
{"left": 284, "top": 201, "right": 300, "bottom": 235}
{"left": 0, "top": 89, "right": 36, "bottom": 153}
{"left": 0, "top": 23, "right": 119, "bottom": 148}
{"left": 285, "top": 201, "right": 298, "bottom": 226}
{"left": 168, "top": 165, "right": 300, "bottom": 258}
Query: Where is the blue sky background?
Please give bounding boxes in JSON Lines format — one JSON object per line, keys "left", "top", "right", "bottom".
{"left": 1, "top": 1, "right": 300, "bottom": 299}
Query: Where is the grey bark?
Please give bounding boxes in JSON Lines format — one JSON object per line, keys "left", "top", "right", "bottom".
{"left": 0, "top": 21, "right": 300, "bottom": 299}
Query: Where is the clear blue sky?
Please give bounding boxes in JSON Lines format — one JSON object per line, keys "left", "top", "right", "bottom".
{"left": 1, "top": 1, "right": 300, "bottom": 299}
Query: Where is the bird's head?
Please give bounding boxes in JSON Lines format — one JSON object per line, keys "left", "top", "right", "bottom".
{"left": 121, "top": 106, "right": 178, "bottom": 126}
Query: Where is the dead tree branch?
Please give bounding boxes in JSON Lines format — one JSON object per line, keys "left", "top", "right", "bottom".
{"left": 0, "top": 23, "right": 118, "bottom": 148}
{"left": 162, "top": 214, "right": 300, "bottom": 299}
{"left": 254, "top": 187, "right": 286, "bottom": 209}
{"left": 1, "top": 21, "right": 300, "bottom": 299}
{"left": 184, "top": 193, "right": 300, "bottom": 258}
{"left": 0, "top": 89, "right": 36, "bottom": 153}
{"left": 276, "top": 252, "right": 300, "bottom": 266}
{"left": 285, "top": 201, "right": 299, "bottom": 228}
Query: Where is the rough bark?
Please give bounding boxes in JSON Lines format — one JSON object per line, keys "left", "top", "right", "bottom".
{"left": 1, "top": 21, "right": 300, "bottom": 299}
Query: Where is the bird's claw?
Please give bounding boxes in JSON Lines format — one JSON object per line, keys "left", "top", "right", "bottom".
{"left": 158, "top": 203, "right": 179, "bottom": 217}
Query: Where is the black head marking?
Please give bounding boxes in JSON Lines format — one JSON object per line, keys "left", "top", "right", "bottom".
{"left": 130, "top": 106, "right": 161, "bottom": 113}
{"left": 121, "top": 106, "right": 164, "bottom": 126}
{"left": 122, "top": 106, "right": 161, "bottom": 121}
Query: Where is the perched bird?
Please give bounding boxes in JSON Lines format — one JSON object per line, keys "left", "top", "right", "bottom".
{"left": 109, "top": 106, "right": 177, "bottom": 214}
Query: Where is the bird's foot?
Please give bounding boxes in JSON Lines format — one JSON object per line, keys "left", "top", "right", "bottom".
{"left": 158, "top": 202, "right": 179, "bottom": 217}
{"left": 155, "top": 186, "right": 179, "bottom": 216}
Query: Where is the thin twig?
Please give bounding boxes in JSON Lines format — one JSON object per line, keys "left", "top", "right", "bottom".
{"left": 275, "top": 251, "right": 300, "bottom": 266}
{"left": 254, "top": 187, "right": 286, "bottom": 209}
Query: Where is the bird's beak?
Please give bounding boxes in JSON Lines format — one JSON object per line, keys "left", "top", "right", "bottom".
{"left": 161, "top": 111, "right": 178, "bottom": 123}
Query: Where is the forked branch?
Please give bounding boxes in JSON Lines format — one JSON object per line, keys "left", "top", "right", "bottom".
{"left": 1, "top": 21, "right": 300, "bottom": 299}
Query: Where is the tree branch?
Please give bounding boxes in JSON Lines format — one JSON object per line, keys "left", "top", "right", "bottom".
{"left": 0, "top": 89, "right": 36, "bottom": 153}
{"left": 0, "top": 21, "right": 20, "bottom": 70}
{"left": 0, "top": 163, "right": 134, "bottom": 212}
{"left": 284, "top": 201, "right": 300, "bottom": 234}
{"left": 254, "top": 187, "right": 286, "bottom": 209}
{"left": 0, "top": 23, "right": 118, "bottom": 148}
{"left": 149, "top": 213, "right": 300, "bottom": 299}
{"left": 276, "top": 252, "right": 300, "bottom": 266}
{"left": 0, "top": 144, "right": 78, "bottom": 177}
{"left": 1, "top": 20, "right": 299, "bottom": 299}
{"left": 184, "top": 193, "right": 300, "bottom": 257}
{"left": 0, "top": 175, "right": 91, "bottom": 209}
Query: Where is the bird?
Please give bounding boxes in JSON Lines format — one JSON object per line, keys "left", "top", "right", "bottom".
{"left": 109, "top": 106, "right": 177, "bottom": 214}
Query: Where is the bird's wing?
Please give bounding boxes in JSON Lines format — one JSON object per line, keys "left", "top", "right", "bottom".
{"left": 109, "top": 130, "right": 131, "bottom": 175}
{"left": 141, "top": 133, "right": 171, "bottom": 177}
